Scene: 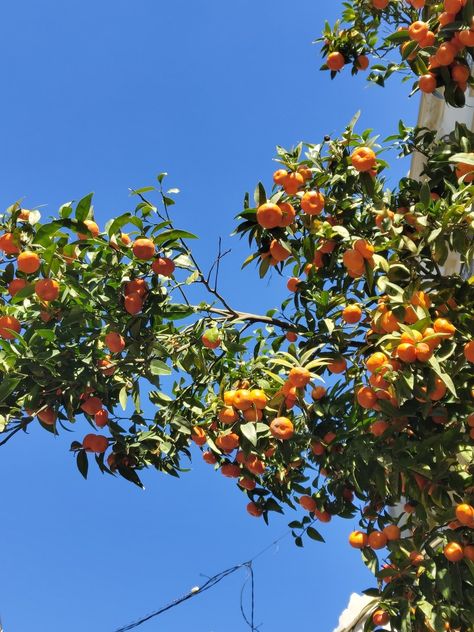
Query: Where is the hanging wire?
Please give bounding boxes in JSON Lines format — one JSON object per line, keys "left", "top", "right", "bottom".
{"left": 113, "top": 529, "right": 290, "bottom": 632}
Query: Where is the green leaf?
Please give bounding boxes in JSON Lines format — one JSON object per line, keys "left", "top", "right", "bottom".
{"left": 76, "top": 450, "right": 89, "bottom": 479}
{"left": 154, "top": 229, "right": 197, "bottom": 245}
{"left": 149, "top": 360, "right": 172, "bottom": 376}
{"left": 306, "top": 526, "right": 325, "bottom": 542}
{"left": 75, "top": 193, "right": 94, "bottom": 222}
{"left": 240, "top": 422, "right": 257, "bottom": 446}
{"left": 119, "top": 386, "right": 128, "bottom": 411}
{"left": 0, "top": 377, "right": 21, "bottom": 403}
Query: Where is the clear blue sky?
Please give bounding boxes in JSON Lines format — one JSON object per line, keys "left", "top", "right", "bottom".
{"left": 0, "top": 2, "right": 418, "bottom": 631}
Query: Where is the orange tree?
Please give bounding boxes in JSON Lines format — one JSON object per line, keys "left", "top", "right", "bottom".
{"left": 1, "top": 2, "right": 474, "bottom": 631}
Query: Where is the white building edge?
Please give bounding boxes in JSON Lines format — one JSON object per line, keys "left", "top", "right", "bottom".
{"left": 333, "top": 88, "right": 474, "bottom": 632}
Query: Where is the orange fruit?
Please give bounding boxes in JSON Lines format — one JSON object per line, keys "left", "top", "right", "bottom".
{"left": 8, "top": 278, "right": 27, "bottom": 297}
{"left": 458, "top": 29, "right": 474, "bottom": 47}
{"left": 270, "top": 417, "right": 294, "bottom": 440}
{"left": 282, "top": 172, "right": 305, "bottom": 195}
{"left": 419, "top": 73, "right": 437, "bottom": 94}
{"left": 419, "top": 31, "right": 436, "bottom": 48}
{"left": 401, "top": 330, "right": 423, "bottom": 344}
{"left": 397, "top": 342, "right": 417, "bottom": 363}
{"left": 104, "top": 332, "right": 126, "bottom": 353}
{"left": 256, "top": 203, "right": 282, "bottom": 229}
{"left": 233, "top": 389, "right": 253, "bottom": 411}
{"left": 368, "top": 530, "right": 388, "bottom": 550}
{"left": 201, "top": 330, "right": 221, "bottom": 349}
{"left": 326, "top": 51, "right": 345, "bottom": 71}
{"left": 311, "top": 440, "right": 325, "bottom": 456}
{"left": 273, "top": 169, "right": 288, "bottom": 184}
{"left": 415, "top": 342, "right": 432, "bottom": 362}
{"left": 270, "top": 240, "right": 291, "bottom": 262}
{"left": 97, "top": 358, "right": 115, "bottom": 376}
{"left": 463, "top": 341, "right": 474, "bottom": 362}
{"left": 433, "top": 318, "right": 455, "bottom": 337}
{"left": 311, "top": 386, "right": 326, "bottom": 400}
{"left": 0, "top": 233, "right": 20, "bottom": 255}
{"left": 81, "top": 396, "right": 103, "bottom": 416}
{"left": 299, "top": 495, "right": 317, "bottom": 512}
{"left": 445, "top": 0, "right": 464, "bottom": 12}
{"left": 464, "top": 545, "right": 474, "bottom": 561}
{"left": 239, "top": 477, "right": 256, "bottom": 491}
{"left": 83, "top": 434, "right": 108, "bottom": 453}
{"left": 383, "top": 525, "right": 401, "bottom": 541}
{"left": 287, "top": 277, "right": 300, "bottom": 293}
{"left": 381, "top": 311, "right": 400, "bottom": 333}
{"left": 17, "top": 251, "right": 41, "bottom": 274}
{"left": 301, "top": 191, "right": 325, "bottom": 215}
{"left": 37, "top": 407, "right": 57, "bottom": 425}
{"left": 132, "top": 238, "right": 155, "bottom": 260}
{"left": 202, "top": 451, "right": 217, "bottom": 465}
{"left": 351, "top": 147, "right": 376, "bottom": 172}
{"left": 354, "top": 239, "right": 374, "bottom": 259}
{"left": 366, "top": 352, "right": 388, "bottom": 373}
{"left": 285, "top": 331, "right": 298, "bottom": 342}
{"left": 288, "top": 367, "right": 311, "bottom": 388}
{"left": 278, "top": 202, "right": 296, "bottom": 227}
{"left": 372, "top": 610, "right": 390, "bottom": 627}
{"left": 152, "top": 257, "right": 175, "bottom": 277}
{"left": 125, "top": 278, "right": 148, "bottom": 297}
{"left": 444, "top": 542, "right": 464, "bottom": 562}
{"left": 124, "top": 292, "right": 143, "bottom": 315}
{"left": 372, "top": 0, "right": 389, "bottom": 7}
{"left": 77, "top": 220, "right": 99, "bottom": 240}
{"left": 314, "top": 509, "right": 332, "bottom": 522}
{"left": 297, "top": 166, "right": 312, "bottom": 181}
{"left": 452, "top": 63, "right": 470, "bottom": 83}
{"left": 356, "top": 54, "right": 369, "bottom": 70}
{"left": 35, "top": 278, "right": 59, "bottom": 301}
{"left": 246, "top": 502, "right": 263, "bottom": 517}
{"left": 357, "top": 386, "right": 378, "bottom": 409}
{"left": 243, "top": 408, "right": 263, "bottom": 422}
{"left": 455, "top": 503, "right": 474, "bottom": 525}
{"left": 328, "top": 357, "right": 347, "bottom": 374}
{"left": 428, "top": 377, "right": 447, "bottom": 401}
{"left": 408, "top": 21, "right": 429, "bottom": 43}
{"left": 221, "top": 463, "right": 240, "bottom": 478}
{"left": 342, "top": 304, "right": 362, "bottom": 324}
{"left": 343, "top": 248, "right": 365, "bottom": 271}
{"left": 348, "top": 530, "right": 368, "bottom": 549}
{"left": 370, "top": 420, "right": 389, "bottom": 437}
{"left": 250, "top": 389, "right": 267, "bottom": 409}
{"left": 467, "top": 413, "right": 474, "bottom": 427}
{"left": 223, "top": 390, "right": 236, "bottom": 406}
{"left": 218, "top": 407, "right": 239, "bottom": 425}
{"left": 435, "top": 41, "right": 457, "bottom": 65}
{"left": 215, "top": 433, "right": 239, "bottom": 452}
{"left": 95, "top": 409, "right": 109, "bottom": 428}
{"left": 409, "top": 551, "right": 424, "bottom": 566}
{"left": 244, "top": 455, "right": 265, "bottom": 475}
{"left": 456, "top": 161, "right": 474, "bottom": 182}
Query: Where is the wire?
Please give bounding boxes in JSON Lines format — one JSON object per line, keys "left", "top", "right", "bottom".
{"left": 113, "top": 529, "right": 291, "bottom": 632}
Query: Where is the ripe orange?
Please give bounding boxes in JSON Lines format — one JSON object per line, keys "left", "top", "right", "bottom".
{"left": 287, "top": 277, "right": 300, "bottom": 293}
{"left": 409, "top": 551, "right": 424, "bottom": 566}
{"left": 464, "top": 341, "right": 474, "bottom": 363}
{"left": 233, "top": 389, "right": 253, "bottom": 411}
{"left": 301, "top": 191, "right": 325, "bottom": 215}
{"left": 356, "top": 54, "right": 369, "bottom": 71}
{"left": 35, "top": 278, "right": 60, "bottom": 301}
{"left": 452, "top": 63, "right": 470, "bottom": 83}
{"left": 357, "top": 386, "right": 378, "bottom": 409}
{"left": 282, "top": 172, "right": 305, "bottom": 195}
{"left": 370, "top": 420, "right": 389, "bottom": 437}
{"left": 152, "top": 257, "right": 175, "bottom": 277}
{"left": 278, "top": 202, "right": 296, "bottom": 227}
{"left": 132, "top": 238, "right": 155, "bottom": 260}
{"left": 250, "top": 389, "right": 267, "bottom": 409}
{"left": 124, "top": 292, "right": 143, "bottom": 315}
{"left": 372, "top": 0, "right": 389, "bottom": 8}
{"left": 215, "top": 433, "right": 239, "bottom": 452}
{"left": 81, "top": 396, "right": 103, "bottom": 416}
{"left": 415, "top": 342, "right": 432, "bottom": 362}
{"left": 383, "top": 525, "right": 401, "bottom": 541}
{"left": 104, "top": 332, "right": 126, "bottom": 353}
{"left": 124, "top": 278, "right": 148, "bottom": 297}
{"left": 37, "top": 407, "right": 57, "bottom": 425}
{"left": 458, "top": 29, "right": 474, "bottom": 47}
{"left": 401, "top": 330, "right": 423, "bottom": 344}
{"left": 269, "top": 240, "right": 291, "bottom": 263}
{"left": 17, "top": 251, "right": 41, "bottom": 274}
{"left": 327, "top": 52, "right": 345, "bottom": 71}
{"left": 348, "top": 530, "right": 368, "bottom": 549}
{"left": 342, "top": 248, "right": 364, "bottom": 271}
{"left": 372, "top": 610, "right": 390, "bottom": 627}
{"left": 464, "top": 545, "right": 474, "bottom": 561}
{"left": 273, "top": 169, "right": 288, "bottom": 185}
{"left": 256, "top": 203, "right": 282, "bottom": 229}
{"left": 366, "top": 352, "right": 388, "bottom": 373}
{"left": 351, "top": 147, "right": 376, "bottom": 172}
{"left": 433, "top": 318, "right": 455, "bottom": 337}
{"left": 97, "top": 358, "right": 115, "bottom": 376}
{"left": 342, "top": 304, "right": 362, "bottom": 324}
{"left": 288, "top": 367, "right": 311, "bottom": 388}
{"left": 0, "top": 233, "right": 20, "bottom": 255}
{"left": 419, "top": 73, "right": 437, "bottom": 94}
{"left": 244, "top": 455, "right": 265, "bottom": 476}
{"left": 435, "top": 41, "right": 457, "bottom": 65}
{"left": 8, "top": 278, "right": 27, "bottom": 297}
{"left": 221, "top": 463, "right": 240, "bottom": 478}
{"left": 270, "top": 417, "right": 294, "bottom": 440}
{"left": 314, "top": 509, "right": 332, "bottom": 523}
{"left": 368, "top": 530, "right": 388, "bottom": 550}
{"left": 243, "top": 408, "right": 263, "bottom": 422}
{"left": 467, "top": 412, "right": 474, "bottom": 427}
{"left": 311, "top": 440, "right": 325, "bottom": 456}
{"left": 354, "top": 239, "right": 374, "bottom": 259}
{"left": 397, "top": 342, "right": 417, "bottom": 363}
{"left": 83, "top": 434, "right": 108, "bottom": 453}
{"left": 246, "top": 502, "right": 263, "bottom": 517}
{"left": 311, "top": 386, "right": 326, "bottom": 400}
{"left": 381, "top": 311, "right": 400, "bottom": 333}
{"left": 285, "top": 331, "right": 298, "bottom": 342}
{"left": 77, "top": 220, "right": 99, "bottom": 240}
{"left": 328, "top": 357, "right": 347, "bottom": 374}
{"left": 419, "top": 31, "right": 436, "bottom": 48}
{"left": 299, "top": 495, "right": 317, "bottom": 512}
{"left": 203, "top": 451, "right": 217, "bottom": 465}
{"left": 444, "top": 542, "right": 464, "bottom": 562}
{"left": 201, "top": 330, "right": 221, "bottom": 349}
{"left": 239, "top": 477, "right": 256, "bottom": 491}
{"left": 323, "top": 431, "right": 336, "bottom": 444}
{"left": 218, "top": 407, "right": 239, "bottom": 425}
{"left": 455, "top": 503, "right": 474, "bottom": 525}
{"left": 94, "top": 409, "right": 109, "bottom": 428}
{"left": 408, "top": 21, "right": 429, "bottom": 42}
{"left": 445, "top": 0, "right": 464, "bottom": 13}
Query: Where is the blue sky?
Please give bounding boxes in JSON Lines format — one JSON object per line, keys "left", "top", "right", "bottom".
{"left": 0, "top": 2, "right": 418, "bottom": 631}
